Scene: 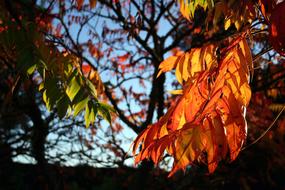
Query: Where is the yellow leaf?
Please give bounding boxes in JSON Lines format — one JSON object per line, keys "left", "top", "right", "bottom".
{"left": 238, "top": 39, "right": 254, "bottom": 78}
{"left": 224, "top": 18, "right": 231, "bottom": 30}
{"left": 175, "top": 57, "right": 184, "bottom": 84}
{"left": 189, "top": 48, "right": 202, "bottom": 76}
{"left": 234, "top": 20, "right": 241, "bottom": 30}
{"left": 169, "top": 89, "right": 183, "bottom": 95}
{"left": 179, "top": 0, "right": 190, "bottom": 20}
{"left": 182, "top": 52, "right": 190, "bottom": 81}
{"left": 157, "top": 51, "right": 184, "bottom": 77}
{"left": 158, "top": 45, "right": 216, "bottom": 84}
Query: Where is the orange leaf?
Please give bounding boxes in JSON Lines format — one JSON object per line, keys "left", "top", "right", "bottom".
{"left": 159, "top": 45, "right": 216, "bottom": 84}
{"left": 89, "top": 0, "right": 97, "bottom": 9}
{"left": 133, "top": 38, "right": 252, "bottom": 176}
{"left": 117, "top": 53, "right": 130, "bottom": 63}
{"left": 157, "top": 51, "right": 184, "bottom": 77}
{"left": 82, "top": 64, "right": 91, "bottom": 74}
{"left": 259, "top": 0, "right": 273, "bottom": 18}
{"left": 76, "top": 0, "right": 84, "bottom": 10}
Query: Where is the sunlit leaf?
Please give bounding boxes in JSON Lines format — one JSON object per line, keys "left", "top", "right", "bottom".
{"left": 133, "top": 38, "right": 252, "bottom": 176}
{"left": 74, "top": 97, "right": 89, "bottom": 116}
{"left": 178, "top": 0, "right": 212, "bottom": 20}
{"left": 98, "top": 102, "right": 114, "bottom": 123}
{"left": 224, "top": 18, "right": 231, "bottom": 30}
{"left": 66, "top": 76, "right": 81, "bottom": 101}
{"left": 159, "top": 45, "right": 216, "bottom": 84}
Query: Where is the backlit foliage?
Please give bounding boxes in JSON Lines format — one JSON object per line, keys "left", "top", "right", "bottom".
{"left": 133, "top": 0, "right": 285, "bottom": 176}
{"left": 133, "top": 37, "right": 252, "bottom": 176}
{"left": 1, "top": 0, "right": 284, "bottom": 178}
{"left": 0, "top": 0, "right": 113, "bottom": 127}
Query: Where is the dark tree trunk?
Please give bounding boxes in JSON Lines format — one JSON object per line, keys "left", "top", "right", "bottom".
{"left": 24, "top": 84, "right": 48, "bottom": 189}
{"left": 25, "top": 85, "right": 48, "bottom": 167}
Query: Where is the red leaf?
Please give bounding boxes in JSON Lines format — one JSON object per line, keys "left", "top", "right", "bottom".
{"left": 82, "top": 64, "right": 91, "bottom": 74}
{"left": 117, "top": 53, "right": 130, "bottom": 63}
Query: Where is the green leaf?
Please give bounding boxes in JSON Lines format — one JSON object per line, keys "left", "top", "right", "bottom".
{"left": 74, "top": 97, "right": 89, "bottom": 116}
{"left": 27, "top": 64, "right": 37, "bottom": 75}
{"left": 66, "top": 76, "right": 81, "bottom": 101}
{"left": 57, "top": 95, "right": 70, "bottom": 119}
{"left": 98, "top": 103, "right": 112, "bottom": 123}
{"left": 99, "top": 102, "right": 116, "bottom": 113}
{"left": 85, "top": 101, "right": 91, "bottom": 127}
{"left": 64, "top": 62, "right": 73, "bottom": 76}
{"left": 86, "top": 78, "right": 97, "bottom": 97}
{"left": 45, "top": 78, "right": 61, "bottom": 109}
{"left": 72, "top": 88, "right": 85, "bottom": 104}
{"left": 84, "top": 101, "right": 98, "bottom": 127}
{"left": 66, "top": 106, "right": 73, "bottom": 117}
{"left": 89, "top": 102, "right": 96, "bottom": 127}
{"left": 67, "top": 69, "right": 78, "bottom": 83}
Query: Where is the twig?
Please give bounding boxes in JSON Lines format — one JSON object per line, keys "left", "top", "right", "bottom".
{"left": 253, "top": 47, "right": 273, "bottom": 62}
{"left": 242, "top": 105, "right": 285, "bottom": 151}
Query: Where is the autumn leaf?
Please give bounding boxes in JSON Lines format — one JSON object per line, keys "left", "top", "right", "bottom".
{"left": 259, "top": 0, "right": 274, "bottom": 19}
{"left": 220, "top": 1, "right": 255, "bottom": 31}
{"left": 158, "top": 45, "right": 217, "bottom": 84}
{"left": 133, "top": 37, "right": 252, "bottom": 176}
{"left": 157, "top": 51, "right": 183, "bottom": 77}
{"left": 82, "top": 64, "right": 92, "bottom": 74}
{"left": 178, "top": 0, "right": 212, "bottom": 20}
{"left": 117, "top": 53, "right": 130, "bottom": 63}
{"left": 178, "top": 0, "right": 255, "bottom": 31}
{"left": 89, "top": 0, "right": 97, "bottom": 9}
{"left": 76, "top": 0, "right": 84, "bottom": 10}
